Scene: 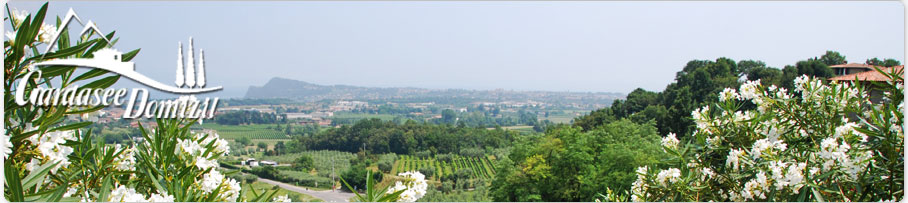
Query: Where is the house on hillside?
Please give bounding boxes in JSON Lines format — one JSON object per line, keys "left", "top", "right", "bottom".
{"left": 830, "top": 63, "right": 877, "bottom": 76}
{"left": 242, "top": 158, "right": 259, "bottom": 167}
{"left": 828, "top": 65, "right": 903, "bottom": 103}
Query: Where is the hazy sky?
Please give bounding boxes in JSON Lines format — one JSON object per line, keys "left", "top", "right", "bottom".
{"left": 7, "top": 1, "right": 905, "bottom": 98}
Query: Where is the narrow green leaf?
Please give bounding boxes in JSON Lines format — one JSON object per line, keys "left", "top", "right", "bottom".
{"left": 70, "top": 68, "right": 109, "bottom": 83}
{"left": 81, "top": 75, "right": 120, "bottom": 89}
{"left": 21, "top": 161, "right": 57, "bottom": 189}
{"left": 49, "top": 121, "right": 92, "bottom": 132}
{"left": 42, "top": 38, "right": 98, "bottom": 59}
{"left": 6, "top": 163, "right": 25, "bottom": 202}
{"left": 98, "top": 177, "right": 113, "bottom": 202}
{"left": 121, "top": 49, "right": 141, "bottom": 61}
{"left": 65, "top": 105, "right": 106, "bottom": 115}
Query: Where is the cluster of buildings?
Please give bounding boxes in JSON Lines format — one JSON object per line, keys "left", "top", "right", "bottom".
{"left": 241, "top": 158, "right": 278, "bottom": 167}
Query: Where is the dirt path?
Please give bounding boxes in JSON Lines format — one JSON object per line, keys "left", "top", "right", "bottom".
{"left": 257, "top": 178, "right": 356, "bottom": 202}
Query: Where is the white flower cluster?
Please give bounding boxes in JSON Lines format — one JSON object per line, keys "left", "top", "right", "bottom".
{"left": 108, "top": 185, "right": 175, "bottom": 202}
{"left": 177, "top": 131, "right": 230, "bottom": 170}
{"left": 199, "top": 170, "right": 242, "bottom": 202}
{"left": 817, "top": 137, "right": 874, "bottom": 180}
{"left": 660, "top": 133, "right": 679, "bottom": 152}
{"left": 112, "top": 144, "right": 137, "bottom": 171}
{"left": 630, "top": 75, "right": 897, "bottom": 201}
{"left": 750, "top": 138, "right": 786, "bottom": 159}
{"left": 273, "top": 195, "right": 291, "bottom": 202}
{"left": 27, "top": 130, "right": 76, "bottom": 173}
{"left": 655, "top": 168, "right": 681, "bottom": 187}
{"left": 1, "top": 129, "right": 12, "bottom": 159}
{"left": 718, "top": 88, "right": 741, "bottom": 102}
{"left": 4, "top": 8, "right": 58, "bottom": 45}
{"left": 387, "top": 171, "right": 428, "bottom": 202}
{"left": 630, "top": 166, "right": 648, "bottom": 202}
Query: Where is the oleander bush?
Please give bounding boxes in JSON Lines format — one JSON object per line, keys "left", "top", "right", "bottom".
{"left": 2, "top": 3, "right": 284, "bottom": 202}
{"left": 622, "top": 68, "right": 903, "bottom": 202}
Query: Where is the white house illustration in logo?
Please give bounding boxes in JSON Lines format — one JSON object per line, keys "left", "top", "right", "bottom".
{"left": 31, "top": 9, "right": 222, "bottom": 94}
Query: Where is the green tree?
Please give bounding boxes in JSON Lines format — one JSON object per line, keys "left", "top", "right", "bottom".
{"left": 781, "top": 59, "right": 833, "bottom": 89}
{"left": 818, "top": 50, "right": 847, "bottom": 65}
{"left": 866, "top": 57, "right": 902, "bottom": 67}
{"left": 490, "top": 120, "right": 664, "bottom": 201}
{"left": 441, "top": 109, "right": 457, "bottom": 124}
{"left": 293, "top": 155, "right": 315, "bottom": 171}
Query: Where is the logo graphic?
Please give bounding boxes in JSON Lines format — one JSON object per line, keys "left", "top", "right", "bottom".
{"left": 15, "top": 8, "right": 221, "bottom": 120}
{"left": 31, "top": 9, "right": 222, "bottom": 94}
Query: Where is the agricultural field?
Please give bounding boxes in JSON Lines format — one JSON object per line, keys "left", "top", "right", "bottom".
{"left": 392, "top": 155, "right": 496, "bottom": 180}
{"left": 541, "top": 109, "right": 585, "bottom": 124}
{"left": 330, "top": 112, "right": 397, "bottom": 120}
{"left": 258, "top": 150, "right": 356, "bottom": 176}
{"left": 200, "top": 123, "right": 290, "bottom": 140}
{"left": 500, "top": 125, "right": 535, "bottom": 134}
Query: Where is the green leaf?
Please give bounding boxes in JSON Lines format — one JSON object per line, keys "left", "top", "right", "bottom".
{"left": 49, "top": 121, "right": 92, "bottom": 132}
{"left": 98, "top": 177, "right": 113, "bottom": 202}
{"left": 70, "top": 68, "right": 109, "bottom": 83}
{"left": 38, "top": 65, "right": 76, "bottom": 79}
{"left": 21, "top": 161, "right": 57, "bottom": 189}
{"left": 121, "top": 49, "right": 141, "bottom": 61}
{"left": 42, "top": 38, "right": 98, "bottom": 59}
{"left": 81, "top": 75, "right": 120, "bottom": 89}
{"left": 5, "top": 163, "right": 25, "bottom": 202}
{"left": 811, "top": 187, "right": 826, "bottom": 202}
{"left": 65, "top": 105, "right": 106, "bottom": 115}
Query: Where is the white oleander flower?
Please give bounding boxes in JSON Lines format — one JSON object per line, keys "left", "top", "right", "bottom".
{"left": 195, "top": 156, "right": 219, "bottom": 170}
{"left": 273, "top": 195, "right": 291, "bottom": 202}
{"left": 726, "top": 149, "right": 745, "bottom": 171}
{"left": 32, "top": 130, "right": 76, "bottom": 172}
{"left": 655, "top": 168, "right": 681, "bottom": 187}
{"left": 661, "top": 133, "right": 679, "bottom": 151}
{"left": 219, "top": 178, "right": 241, "bottom": 202}
{"left": 1, "top": 129, "right": 12, "bottom": 159}
{"left": 750, "top": 138, "right": 786, "bottom": 159}
{"left": 148, "top": 192, "right": 175, "bottom": 202}
{"left": 37, "top": 23, "right": 57, "bottom": 44}
{"left": 177, "top": 138, "right": 202, "bottom": 156}
{"left": 5, "top": 31, "right": 16, "bottom": 42}
{"left": 741, "top": 171, "right": 769, "bottom": 200}
{"left": 705, "top": 136, "right": 721, "bottom": 149}
{"left": 739, "top": 80, "right": 761, "bottom": 100}
{"left": 113, "top": 144, "right": 137, "bottom": 171}
{"left": 200, "top": 170, "right": 226, "bottom": 194}
{"left": 388, "top": 171, "right": 428, "bottom": 202}
{"left": 719, "top": 88, "right": 741, "bottom": 102}
{"left": 108, "top": 185, "right": 146, "bottom": 202}
{"left": 64, "top": 186, "right": 78, "bottom": 198}
{"left": 793, "top": 75, "right": 809, "bottom": 92}
{"left": 10, "top": 8, "right": 28, "bottom": 27}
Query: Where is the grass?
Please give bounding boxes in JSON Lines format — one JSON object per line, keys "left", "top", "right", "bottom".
{"left": 247, "top": 181, "right": 322, "bottom": 202}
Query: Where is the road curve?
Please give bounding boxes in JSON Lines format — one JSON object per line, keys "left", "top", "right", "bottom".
{"left": 257, "top": 178, "right": 356, "bottom": 202}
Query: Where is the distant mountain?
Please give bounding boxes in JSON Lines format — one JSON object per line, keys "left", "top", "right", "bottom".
{"left": 245, "top": 77, "right": 624, "bottom": 108}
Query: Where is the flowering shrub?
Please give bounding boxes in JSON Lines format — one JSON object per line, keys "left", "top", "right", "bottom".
{"left": 3, "top": 4, "right": 281, "bottom": 202}
{"left": 386, "top": 171, "right": 428, "bottom": 202}
{"left": 628, "top": 69, "right": 904, "bottom": 202}
{"left": 342, "top": 170, "right": 428, "bottom": 202}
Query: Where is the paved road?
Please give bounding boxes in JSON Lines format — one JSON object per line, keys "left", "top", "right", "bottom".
{"left": 257, "top": 178, "right": 356, "bottom": 202}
